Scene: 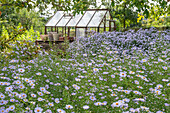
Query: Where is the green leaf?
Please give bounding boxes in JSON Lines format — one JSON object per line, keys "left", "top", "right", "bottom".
{"left": 111, "top": 1, "right": 115, "bottom": 7}
{"left": 144, "top": 9, "right": 149, "bottom": 18}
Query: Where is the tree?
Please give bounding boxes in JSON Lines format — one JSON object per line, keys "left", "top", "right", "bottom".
{"left": 0, "top": 0, "right": 169, "bottom": 28}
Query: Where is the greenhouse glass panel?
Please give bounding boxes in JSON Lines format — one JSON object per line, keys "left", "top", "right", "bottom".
{"left": 77, "top": 11, "right": 95, "bottom": 27}
{"left": 66, "top": 14, "right": 83, "bottom": 27}
{"left": 76, "top": 28, "right": 85, "bottom": 38}
{"left": 56, "top": 16, "right": 71, "bottom": 27}
{"left": 88, "top": 11, "right": 107, "bottom": 27}
{"left": 45, "top": 11, "right": 64, "bottom": 26}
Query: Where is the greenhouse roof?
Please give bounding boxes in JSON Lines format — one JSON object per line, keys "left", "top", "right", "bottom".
{"left": 45, "top": 9, "right": 109, "bottom": 27}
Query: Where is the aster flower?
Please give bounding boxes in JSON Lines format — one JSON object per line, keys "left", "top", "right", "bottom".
{"left": 111, "top": 101, "right": 121, "bottom": 108}
{"left": 94, "top": 102, "right": 102, "bottom": 106}
{"left": 65, "top": 105, "right": 73, "bottom": 109}
{"left": 18, "top": 68, "right": 25, "bottom": 73}
{"left": 93, "top": 68, "right": 99, "bottom": 72}
{"left": 38, "top": 92, "right": 44, "bottom": 96}
{"left": 57, "top": 109, "right": 65, "bottom": 113}
{"left": 36, "top": 72, "right": 42, "bottom": 75}
{"left": 31, "top": 94, "right": 37, "bottom": 98}
{"left": 5, "top": 86, "right": 13, "bottom": 92}
{"left": 38, "top": 97, "right": 45, "bottom": 101}
{"left": 55, "top": 98, "right": 60, "bottom": 103}
{"left": 120, "top": 72, "right": 127, "bottom": 77}
{"left": 34, "top": 107, "right": 43, "bottom": 113}
{"left": 8, "top": 105, "right": 15, "bottom": 111}
{"left": 48, "top": 102, "right": 54, "bottom": 107}
{"left": 83, "top": 105, "right": 89, "bottom": 109}
{"left": 0, "top": 93, "right": 5, "bottom": 99}
{"left": 133, "top": 91, "right": 142, "bottom": 95}
{"left": 90, "top": 96, "right": 96, "bottom": 101}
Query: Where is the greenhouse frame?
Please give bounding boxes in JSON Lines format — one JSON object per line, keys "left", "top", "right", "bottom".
{"left": 45, "top": 9, "right": 116, "bottom": 39}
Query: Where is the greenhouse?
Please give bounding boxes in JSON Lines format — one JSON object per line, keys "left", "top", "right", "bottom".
{"left": 45, "top": 9, "right": 116, "bottom": 40}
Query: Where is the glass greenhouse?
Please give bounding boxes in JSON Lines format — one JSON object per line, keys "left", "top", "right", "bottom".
{"left": 45, "top": 9, "right": 116, "bottom": 40}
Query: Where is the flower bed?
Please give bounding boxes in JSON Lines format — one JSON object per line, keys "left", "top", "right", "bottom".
{"left": 0, "top": 27, "right": 169, "bottom": 113}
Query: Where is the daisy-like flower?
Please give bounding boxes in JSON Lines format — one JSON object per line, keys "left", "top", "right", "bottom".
{"left": 34, "top": 107, "right": 43, "bottom": 113}
{"left": 10, "top": 99, "right": 15, "bottom": 102}
{"left": 31, "top": 94, "right": 37, "bottom": 98}
{"left": 15, "top": 80, "right": 21, "bottom": 85}
{"left": 167, "top": 83, "right": 170, "bottom": 86}
{"left": 48, "top": 102, "right": 54, "bottom": 107}
{"left": 103, "top": 72, "right": 109, "bottom": 74}
{"left": 133, "top": 91, "right": 142, "bottom": 95}
{"left": 136, "top": 74, "right": 141, "bottom": 77}
{"left": 40, "top": 87, "right": 46, "bottom": 92}
{"left": 65, "top": 105, "right": 73, "bottom": 109}
{"left": 156, "top": 84, "right": 163, "bottom": 89}
{"left": 98, "top": 64, "right": 104, "bottom": 67}
{"left": 0, "top": 109, "right": 5, "bottom": 113}
{"left": 83, "top": 105, "right": 89, "bottom": 109}
{"left": 129, "top": 71, "right": 135, "bottom": 74}
{"left": 111, "top": 93, "right": 117, "bottom": 97}
{"left": 134, "top": 80, "right": 139, "bottom": 84}
{"left": 5, "top": 86, "right": 13, "bottom": 92}
{"left": 162, "top": 66, "right": 167, "bottom": 70}
{"left": 48, "top": 68, "right": 52, "bottom": 71}
{"left": 83, "top": 54, "right": 87, "bottom": 57}
{"left": 38, "top": 92, "right": 44, "bottom": 96}
{"left": 38, "top": 97, "right": 45, "bottom": 101}
{"left": 55, "top": 98, "right": 60, "bottom": 103}
{"left": 112, "top": 67, "right": 116, "bottom": 70}
{"left": 8, "top": 105, "right": 15, "bottom": 111}
{"left": 101, "top": 101, "right": 107, "bottom": 105}
{"left": 120, "top": 72, "right": 127, "bottom": 77}
{"left": 93, "top": 68, "right": 99, "bottom": 72}
{"left": 19, "top": 84, "right": 25, "bottom": 89}
{"left": 108, "top": 58, "right": 113, "bottom": 62}
{"left": 28, "top": 60, "right": 34, "bottom": 63}
{"left": 44, "top": 109, "right": 52, "bottom": 113}
{"left": 36, "top": 72, "right": 42, "bottom": 75}
{"left": 141, "top": 59, "right": 147, "bottom": 63}
{"left": 155, "top": 90, "right": 161, "bottom": 95}
{"left": 0, "top": 93, "right": 5, "bottom": 99}
{"left": 18, "top": 68, "right": 25, "bottom": 73}
{"left": 94, "top": 102, "right": 102, "bottom": 106}
{"left": 162, "top": 79, "right": 169, "bottom": 82}
{"left": 123, "top": 98, "right": 130, "bottom": 103}
{"left": 133, "top": 98, "right": 145, "bottom": 102}
{"left": 137, "top": 86, "right": 143, "bottom": 89}
{"left": 111, "top": 101, "right": 121, "bottom": 108}
{"left": 21, "top": 93, "right": 27, "bottom": 98}
{"left": 57, "top": 109, "right": 65, "bottom": 113}
{"left": 107, "top": 51, "right": 113, "bottom": 54}
{"left": 90, "top": 96, "right": 96, "bottom": 101}
{"left": 124, "top": 90, "right": 131, "bottom": 94}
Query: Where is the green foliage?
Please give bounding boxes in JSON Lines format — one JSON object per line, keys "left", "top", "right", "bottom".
{"left": 0, "top": 7, "right": 46, "bottom": 34}
{"left": 0, "top": 25, "right": 26, "bottom": 52}
{"left": 7, "top": 41, "right": 40, "bottom": 60}
{"left": 17, "top": 25, "right": 41, "bottom": 41}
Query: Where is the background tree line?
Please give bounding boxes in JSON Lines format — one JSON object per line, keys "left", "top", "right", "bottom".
{"left": 0, "top": 0, "right": 169, "bottom": 35}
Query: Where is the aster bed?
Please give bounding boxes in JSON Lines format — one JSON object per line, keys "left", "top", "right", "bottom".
{"left": 0, "top": 27, "right": 170, "bottom": 113}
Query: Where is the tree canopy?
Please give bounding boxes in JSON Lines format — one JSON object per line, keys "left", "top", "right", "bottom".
{"left": 0, "top": 0, "right": 169, "bottom": 18}
{"left": 0, "top": 0, "right": 169, "bottom": 29}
